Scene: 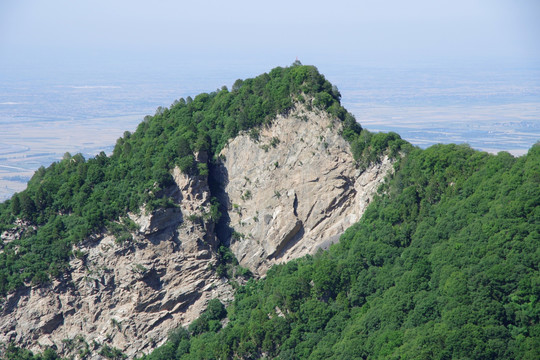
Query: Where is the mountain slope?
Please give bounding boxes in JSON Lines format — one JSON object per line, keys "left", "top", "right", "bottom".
{"left": 0, "top": 64, "right": 407, "bottom": 358}
{"left": 144, "top": 143, "right": 539, "bottom": 360}
{"left": 0, "top": 63, "right": 401, "bottom": 297}
{"left": 0, "top": 164, "right": 235, "bottom": 357}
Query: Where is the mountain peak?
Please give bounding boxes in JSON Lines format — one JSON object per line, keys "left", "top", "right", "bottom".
{"left": 0, "top": 64, "right": 409, "bottom": 357}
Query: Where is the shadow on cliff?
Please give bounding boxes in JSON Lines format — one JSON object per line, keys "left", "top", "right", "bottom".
{"left": 208, "top": 160, "right": 233, "bottom": 247}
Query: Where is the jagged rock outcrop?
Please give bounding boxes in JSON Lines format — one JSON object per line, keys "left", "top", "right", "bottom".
{"left": 219, "top": 105, "right": 394, "bottom": 275}
{"left": 0, "top": 165, "right": 234, "bottom": 359}
{"left": 0, "top": 104, "right": 395, "bottom": 358}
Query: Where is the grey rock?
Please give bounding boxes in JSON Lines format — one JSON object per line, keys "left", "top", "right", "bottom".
{"left": 0, "top": 168, "right": 233, "bottom": 359}
{"left": 220, "top": 104, "right": 394, "bottom": 275}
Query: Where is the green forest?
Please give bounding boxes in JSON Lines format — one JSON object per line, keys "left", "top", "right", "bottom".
{"left": 0, "top": 64, "right": 538, "bottom": 359}
{"left": 140, "top": 143, "right": 539, "bottom": 359}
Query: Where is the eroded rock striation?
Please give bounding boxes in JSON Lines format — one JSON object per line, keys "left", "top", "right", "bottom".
{"left": 0, "top": 104, "right": 394, "bottom": 358}
{"left": 219, "top": 105, "right": 393, "bottom": 275}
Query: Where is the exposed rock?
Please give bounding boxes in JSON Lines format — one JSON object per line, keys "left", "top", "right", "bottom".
{"left": 1, "top": 219, "right": 36, "bottom": 247}
{"left": 219, "top": 104, "right": 394, "bottom": 275}
{"left": 0, "top": 168, "right": 233, "bottom": 359}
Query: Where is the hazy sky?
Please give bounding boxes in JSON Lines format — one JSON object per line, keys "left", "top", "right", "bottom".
{"left": 1, "top": 0, "right": 539, "bottom": 77}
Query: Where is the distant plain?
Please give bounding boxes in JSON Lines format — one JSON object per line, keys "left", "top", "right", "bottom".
{"left": 1, "top": 64, "right": 539, "bottom": 201}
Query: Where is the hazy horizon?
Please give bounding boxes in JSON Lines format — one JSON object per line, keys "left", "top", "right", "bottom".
{"left": 1, "top": 62, "right": 539, "bottom": 201}
{"left": 1, "top": 0, "right": 539, "bottom": 201}
{"left": 1, "top": 0, "right": 539, "bottom": 74}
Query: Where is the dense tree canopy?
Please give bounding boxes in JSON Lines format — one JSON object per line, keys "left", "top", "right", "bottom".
{"left": 1, "top": 64, "right": 538, "bottom": 359}
{"left": 142, "top": 143, "right": 539, "bottom": 359}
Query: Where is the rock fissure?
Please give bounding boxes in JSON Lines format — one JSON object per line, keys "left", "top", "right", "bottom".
{"left": 269, "top": 220, "right": 303, "bottom": 259}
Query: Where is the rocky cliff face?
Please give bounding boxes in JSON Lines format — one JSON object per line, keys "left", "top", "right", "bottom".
{"left": 0, "top": 104, "right": 394, "bottom": 358}
{"left": 0, "top": 165, "right": 234, "bottom": 358}
{"left": 219, "top": 105, "right": 393, "bottom": 275}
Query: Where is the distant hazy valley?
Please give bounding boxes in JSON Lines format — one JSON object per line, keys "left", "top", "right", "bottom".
{"left": 1, "top": 64, "right": 539, "bottom": 202}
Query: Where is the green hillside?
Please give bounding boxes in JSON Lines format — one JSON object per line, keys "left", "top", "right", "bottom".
{"left": 144, "top": 143, "right": 539, "bottom": 359}
{"left": 0, "top": 63, "right": 404, "bottom": 297}
{"left": 1, "top": 64, "right": 537, "bottom": 360}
